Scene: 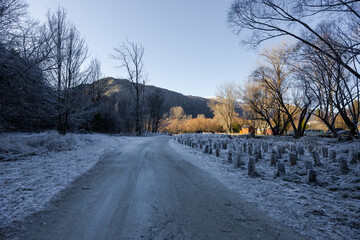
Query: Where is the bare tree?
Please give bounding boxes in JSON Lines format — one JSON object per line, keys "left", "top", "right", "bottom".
{"left": 147, "top": 89, "right": 165, "bottom": 133}
{"left": 242, "top": 81, "right": 291, "bottom": 135}
{"left": 297, "top": 41, "right": 339, "bottom": 136}
{"left": 166, "top": 106, "right": 186, "bottom": 133}
{"left": 251, "top": 43, "right": 314, "bottom": 137}
{"left": 228, "top": 0, "right": 360, "bottom": 83}
{"left": 45, "top": 7, "right": 94, "bottom": 134}
{"left": 87, "top": 59, "right": 106, "bottom": 104}
{"left": 112, "top": 40, "right": 146, "bottom": 135}
{"left": 169, "top": 106, "right": 185, "bottom": 121}
{"left": 63, "top": 26, "right": 93, "bottom": 132}
{"left": 45, "top": 7, "right": 69, "bottom": 134}
{"left": 297, "top": 28, "right": 360, "bottom": 137}
{"left": 0, "top": 0, "right": 27, "bottom": 46}
{"left": 208, "top": 81, "right": 239, "bottom": 133}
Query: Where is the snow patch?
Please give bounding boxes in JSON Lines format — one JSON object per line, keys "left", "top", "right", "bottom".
{"left": 0, "top": 132, "right": 125, "bottom": 229}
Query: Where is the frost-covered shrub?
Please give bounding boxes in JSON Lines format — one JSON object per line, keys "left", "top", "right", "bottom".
{"left": 0, "top": 132, "right": 79, "bottom": 158}
{"left": 45, "top": 134, "right": 77, "bottom": 151}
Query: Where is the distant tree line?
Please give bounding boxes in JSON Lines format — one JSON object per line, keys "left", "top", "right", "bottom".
{"left": 228, "top": 0, "right": 360, "bottom": 138}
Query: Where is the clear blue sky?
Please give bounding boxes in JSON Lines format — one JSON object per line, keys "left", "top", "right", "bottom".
{"left": 26, "top": 0, "right": 260, "bottom": 98}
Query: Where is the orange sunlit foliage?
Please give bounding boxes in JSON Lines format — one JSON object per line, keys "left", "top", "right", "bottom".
{"left": 160, "top": 113, "right": 249, "bottom": 134}
{"left": 160, "top": 114, "right": 222, "bottom": 134}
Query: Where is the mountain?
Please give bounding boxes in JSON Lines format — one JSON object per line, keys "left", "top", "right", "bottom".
{"left": 99, "top": 77, "right": 214, "bottom": 118}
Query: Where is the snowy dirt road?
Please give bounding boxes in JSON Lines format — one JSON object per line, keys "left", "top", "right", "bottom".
{"left": 16, "top": 136, "right": 303, "bottom": 240}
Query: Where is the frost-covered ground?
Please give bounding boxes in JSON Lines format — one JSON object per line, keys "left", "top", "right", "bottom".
{"left": 0, "top": 131, "right": 125, "bottom": 230}
{"left": 170, "top": 134, "right": 360, "bottom": 240}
